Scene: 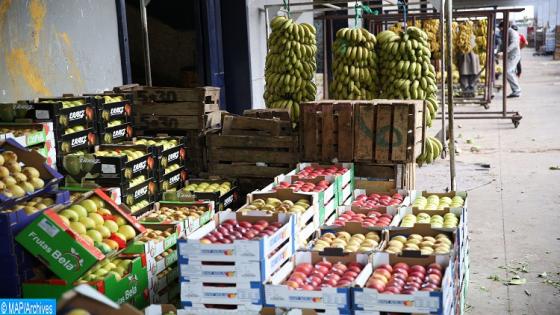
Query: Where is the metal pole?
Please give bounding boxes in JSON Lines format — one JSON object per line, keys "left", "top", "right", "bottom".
{"left": 323, "top": 18, "right": 329, "bottom": 99}
{"left": 439, "top": 2, "right": 447, "bottom": 156}
{"left": 140, "top": 0, "right": 152, "bottom": 86}
{"left": 445, "top": 0, "right": 456, "bottom": 190}
{"left": 502, "top": 11, "right": 509, "bottom": 117}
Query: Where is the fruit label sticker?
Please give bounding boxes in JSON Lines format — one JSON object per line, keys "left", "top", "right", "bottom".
{"left": 167, "top": 150, "right": 179, "bottom": 163}
{"left": 110, "top": 106, "right": 124, "bottom": 117}
{"left": 38, "top": 218, "right": 59, "bottom": 237}
{"left": 70, "top": 135, "right": 88, "bottom": 148}
{"left": 26, "top": 131, "right": 46, "bottom": 146}
{"left": 68, "top": 109, "right": 85, "bottom": 121}
{"left": 35, "top": 110, "right": 50, "bottom": 120}
{"left": 112, "top": 128, "right": 127, "bottom": 139}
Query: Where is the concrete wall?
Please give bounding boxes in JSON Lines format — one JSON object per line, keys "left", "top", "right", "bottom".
{"left": 245, "top": 0, "right": 313, "bottom": 108}
{"left": 0, "top": 0, "right": 123, "bottom": 102}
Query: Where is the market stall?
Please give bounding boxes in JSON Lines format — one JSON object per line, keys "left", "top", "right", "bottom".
{"left": 0, "top": 1, "right": 477, "bottom": 314}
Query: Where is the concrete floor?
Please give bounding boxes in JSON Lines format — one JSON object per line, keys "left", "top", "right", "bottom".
{"left": 416, "top": 49, "right": 560, "bottom": 315}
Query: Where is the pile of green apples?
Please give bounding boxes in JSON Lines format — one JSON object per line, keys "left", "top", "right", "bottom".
{"left": 77, "top": 256, "right": 133, "bottom": 283}
{"left": 400, "top": 212, "right": 459, "bottom": 228}
{"left": 134, "top": 138, "right": 179, "bottom": 150}
{"left": 64, "top": 125, "right": 86, "bottom": 135}
{"left": 58, "top": 195, "right": 137, "bottom": 254}
{"left": 107, "top": 120, "right": 124, "bottom": 127}
{"left": 41, "top": 99, "right": 85, "bottom": 108}
{"left": 412, "top": 195, "right": 464, "bottom": 210}
{"left": 95, "top": 149, "right": 144, "bottom": 160}
{"left": 182, "top": 181, "right": 231, "bottom": 196}
{"left": 100, "top": 95, "right": 124, "bottom": 104}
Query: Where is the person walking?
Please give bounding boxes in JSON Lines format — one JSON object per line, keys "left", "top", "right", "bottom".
{"left": 512, "top": 25, "right": 528, "bottom": 78}
{"left": 499, "top": 22, "right": 522, "bottom": 98}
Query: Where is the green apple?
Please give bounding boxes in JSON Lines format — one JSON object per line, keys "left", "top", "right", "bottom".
{"left": 86, "top": 230, "right": 103, "bottom": 243}
{"left": 59, "top": 215, "right": 70, "bottom": 226}
{"left": 104, "top": 220, "right": 119, "bottom": 233}
{"left": 113, "top": 266, "right": 126, "bottom": 276}
{"left": 95, "top": 268, "right": 108, "bottom": 277}
{"left": 69, "top": 205, "right": 88, "bottom": 218}
{"left": 118, "top": 259, "right": 132, "bottom": 270}
{"left": 115, "top": 216, "right": 126, "bottom": 226}
{"left": 60, "top": 209, "right": 79, "bottom": 222}
{"left": 105, "top": 262, "right": 117, "bottom": 270}
{"left": 79, "top": 217, "right": 95, "bottom": 229}
{"left": 69, "top": 222, "right": 86, "bottom": 234}
{"left": 108, "top": 271, "right": 122, "bottom": 281}
{"left": 88, "top": 213, "right": 104, "bottom": 226}
{"left": 80, "top": 199, "right": 98, "bottom": 213}
{"left": 97, "top": 225, "right": 111, "bottom": 238}
{"left": 118, "top": 225, "right": 136, "bottom": 241}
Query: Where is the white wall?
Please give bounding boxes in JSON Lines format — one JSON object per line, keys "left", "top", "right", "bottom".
{"left": 245, "top": 0, "right": 314, "bottom": 109}
{"left": 0, "top": 0, "right": 123, "bottom": 102}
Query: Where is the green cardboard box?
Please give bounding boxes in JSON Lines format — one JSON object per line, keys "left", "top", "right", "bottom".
{"left": 23, "top": 254, "right": 149, "bottom": 309}
{"left": 16, "top": 189, "right": 146, "bottom": 282}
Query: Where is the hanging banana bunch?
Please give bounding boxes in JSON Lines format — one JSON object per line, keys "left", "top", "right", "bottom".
{"left": 474, "top": 19, "right": 488, "bottom": 70}
{"left": 264, "top": 16, "right": 317, "bottom": 124}
{"left": 422, "top": 19, "right": 441, "bottom": 60}
{"left": 416, "top": 136, "right": 443, "bottom": 165}
{"left": 454, "top": 21, "right": 475, "bottom": 54}
{"left": 330, "top": 27, "right": 378, "bottom": 100}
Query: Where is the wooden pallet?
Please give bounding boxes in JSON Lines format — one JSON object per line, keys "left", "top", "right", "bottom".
{"left": 354, "top": 162, "right": 416, "bottom": 191}
{"left": 299, "top": 101, "right": 354, "bottom": 162}
{"left": 206, "top": 133, "right": 298, "bottom": 179}
{"left": 222, "top": 115, "right": 292, "bottom": 136}
{"left": 354, "top": 99, "right": 425, "bottom": 163}
{"left": 114, "top": 85, "right": 220, "bottom": 131}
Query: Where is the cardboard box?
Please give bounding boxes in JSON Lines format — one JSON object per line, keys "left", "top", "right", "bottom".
{"left": 132, "top": 136, "right": 188, "bottom": 171}
{"left": 149, "top": 265, "right": 179, "bottom": 301}
{"left": 351, "top": 188, "right": 410, "bottom": 212}
{"left": 57, "top": 284, "right": 143, "bottom": 315}
{"left": 352, "top": 252, "right": 453, "bottom": 314}
{"left": 178, "top": 210, "right": 294, "bottom": 263}
{"left": 0, "top": 190, "right": 70, "bottom": 237}
{"left": 408, "top": 191, "right": 468, "bottom": 213}
{"left": 383, "top": 223, "right": 457, "bottom": 257}
{"left": 0, "top": 122, "right": 52, "bottom": 147}
{"left": 24, "top": 254, "right": 149, "bottom": 308}
{"left": 145, "top": 304, "right": 177, "bottom": 315}
{"left": 157, "top": 166, "right": 188, "bottom": 194}
{"left": 287, "top": 163, "right": 354, "bottom": 206}
{"left": 139, "top": 201, "right": 215, "bottom": 236}
{"left": 181, "top": 281, "right": 262, "bottom": 306}
{"left": 16, "top": 189, "right": 146, "bottom": 282}
{"left": 99, "top": 122, "right": 134, "bottom": 144}
{"left": 55, "top": 128, "right": 97, "bottom": 155}
{"left": 327, "top": 205, "right": 403, "bottom": 231}
{"left": 178, "top": 305, "right": 262, "bottom": 315}
{"left": 179, "top": 237, "right": 292, "bottom": 284}
{"left": 309, "top": 221, "right": 386, "bottom": 254}
{"left": 0, "top": 138, "right": 63, "bottom": 204}
{"left": 245, "top": 189, "right": 319, "bottom": 246}
{"left": 263, "top": 251, "right": 370, "bottom": 312}
{"left": 271, "top": 174, "right": 337, "bottom": 226}
{"left": 397, "top": 207, "right": 463, "bottom": 233}
{"left": 92, "top": 144, "right": 157, "bottom": 184}
{"left": 124, "top": 222, "right": 181, "bottom": 257}
{"left": 179, "top": 178, "right": 240, "bottom": 211}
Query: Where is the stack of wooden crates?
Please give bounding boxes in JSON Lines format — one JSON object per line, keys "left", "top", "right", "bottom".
{"left": 114, "top": 85, "right": 221, "bottom": 176}
{"left": 205, "top": 110, "right": 298, "bottom": 197}
{"left": 299, "top": 99, "right": 425, "bottom": 190}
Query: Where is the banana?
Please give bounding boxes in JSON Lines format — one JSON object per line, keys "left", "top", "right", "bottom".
{"left": 331, "top": 27, "right": 378, "bottom": 100}
{"left": 264, "top": 17, "right": 316, "bottom": 124}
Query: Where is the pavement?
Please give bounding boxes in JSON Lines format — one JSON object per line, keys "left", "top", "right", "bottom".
{"left": 416, "top": 48, "right": 560, "bottom": 315}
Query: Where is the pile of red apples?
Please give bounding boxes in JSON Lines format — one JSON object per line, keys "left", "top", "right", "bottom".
{"left": 295, "top": 166, "right": 348, "bottom": 179}
{"left": 199, "top": 219, "right": 283, "bottom": 244}
{"left": 352, "top": 193, "right": 404, "bottom": 209}
{"left": 284, "top": 261, "right": 364, "bottom": 290}
{"left": 365, "top": 262, "right": 443, "bottom": 294}
{"left": 276, "top": 180, "right": 331, "bottom": 192}
{"left": 331, "top": 209, "right": 394, "bottom": 228}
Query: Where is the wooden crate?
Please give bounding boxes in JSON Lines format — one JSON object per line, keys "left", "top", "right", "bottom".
{"left": 354, "top": 162, "right": 416, "bottom": 191}
{"left": 114, "top": 85, "right": 220, "bottom": 131}
{"left": 354, "top": 99, "right": 425, "bottom": 163}
{"left": 222, "top": 115, "right": 292, "bottom": 136}
{"left": 243, "top": 108, "right": 291, "bottom": 121}
{"left": 299, "top": 101, "right": 354, "bottom": 162}
{"left": 206, "top": 133, "right": 298, "bottom": 179}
